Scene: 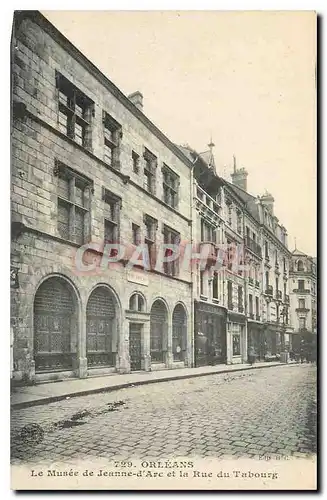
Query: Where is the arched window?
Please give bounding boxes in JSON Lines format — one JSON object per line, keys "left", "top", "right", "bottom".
{"left": 34, "top": 277, "right": 77, "bottom": 372}
{"left": 86, "top": 286, "right": 117, "bottom": 367}
{"left": 297, "top": 260, "right": 304, "bottom": 272}
{"left": 129, "top": 293, "right": 145, "bottom": 312}
{"left": 150, "top": 299, "right": 168, "bottom": 363}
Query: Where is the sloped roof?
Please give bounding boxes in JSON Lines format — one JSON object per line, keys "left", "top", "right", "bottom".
{"left": 225, "top": 180, "right": 261, "bottom": 224}
{"left": 199, "top": 150, "right": 216, "bottom": 169}
{"left": 177, "top": 145, "right": 195, "bottom": 163}
{"left": 291, "top": 248, "right": 309, "bottom": 257}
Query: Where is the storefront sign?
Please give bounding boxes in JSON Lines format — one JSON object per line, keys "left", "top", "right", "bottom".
{"left": 127, "top": 270, "right": 149, "bottom": 287}
{"left": 195, "top": 301, "right": 226, "bottom": 317}
{"left": 228, "top": 312, "right": 246, "bottom": 324}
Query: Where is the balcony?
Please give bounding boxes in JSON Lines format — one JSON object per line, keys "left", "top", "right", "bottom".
{"left": 296, "top": 307, "right": 310, "bottom": 313}
{"left": 293, "top": 288, "right": 311, "bottom": 294}
{"left": 228, "top": 301, "right": 233, "bottom": 311}
{"left": 276, "top": 290, "right": 282, "bottom": 300}
{"left": 248, "top": 277, "right": 254, "bottom": 284}
{"left": 255, "top": 280, "right": 260, "bottom": 288}
{"left": 265, "top": 285, "right": 273, "bottom": 296}
{"left": 238, "top": 306, "right": 244, "bottom": 313}
{"left": 196, "top": 185, "right": 221, "bottom": 214}
{"left": 245, "top": 237, "right": 262, "bottom": 258}
{"left": 256, "top": 314, "right": 261, "bottom": 321}
{"left": 285, "top": 294, "right": 290, "bottom": 304}
{"left": 249, "top": 312, "right": 254, "bottom": 319}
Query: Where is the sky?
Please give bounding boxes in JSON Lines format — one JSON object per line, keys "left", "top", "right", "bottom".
{"left": 43, "top": 10, "right": 317, "bottom": 256}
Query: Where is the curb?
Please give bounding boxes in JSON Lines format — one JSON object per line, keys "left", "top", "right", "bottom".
{"left": 11, "top": 362, "right": 290, "bottom": 410}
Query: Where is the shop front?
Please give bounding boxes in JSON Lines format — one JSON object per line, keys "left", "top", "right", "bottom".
{"left": 247, "top": 321, "right": 265, "bottom": 361}
{"left": 194, "top": 301, "right": 227, "bottom": 367}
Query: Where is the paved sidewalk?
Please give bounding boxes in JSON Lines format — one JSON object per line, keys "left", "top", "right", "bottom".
{"left": 11, "top": 361, "right": 289, "bottom": 409}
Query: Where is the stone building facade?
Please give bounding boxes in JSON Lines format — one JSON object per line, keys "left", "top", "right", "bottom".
{"left": 179, "top": 144, "right": 294, "bottom": 366}
{"left": 227, "top": 175, "right": 293, "bottom": 360}
{"left": 11, "top": 11, "right": 194, "bottom": 383}
{"left": 289, "top": 249, "right": 317, "bottom": 352}
{"left": 10, "top": 11, "right": 315, "bottom": 384}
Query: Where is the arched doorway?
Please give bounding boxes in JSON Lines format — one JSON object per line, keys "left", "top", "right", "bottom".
{"left": 150, "top": 299, "right": 168, "bottom": 364}
{"left": 86, "top": 286, "right": 117, "bottom": 367}
{"left": 172, "top": 304, "right": 187, "bottom": 361}
{"left": 34, "top": 277, "right": 77, "bottom": 372}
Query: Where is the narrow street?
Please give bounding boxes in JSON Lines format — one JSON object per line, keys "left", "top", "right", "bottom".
{"left": 11, "top": 365, "right": 317, "bottom": 465}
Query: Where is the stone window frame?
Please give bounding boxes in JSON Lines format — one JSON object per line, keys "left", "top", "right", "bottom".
{"left": 54, "top": 159, "right": 93, "bottom": 245}
{"left": 102, "top": 111, "right": 122, "bottom": 170}
{"left": 129, "top": 293, "right": 145, "bottom": 312}
{"left": 55, "top": 71, "right": 94, "bottom": 150}
{"left": 212, "top": 272, "right": 219, "bottom": 300}
{"left": 162, "top": 163, "right": 180, "bottom": 209}
{"left": 200, "top": 218, "right": 216, "bottom": 243}
{"left": 237, "top": 285, "right": 243, "bottom": 312}
{"left": 162, "top": 224, "right": 181, "bottom": 277}
{"left": 143, "top": 213, "right": 158, "bottom": 269}
{"left": 143, "top": 148, "right": 157, "bottom": 195}
{"left": 132, "top": 223, "right": 141, "bottom": 246}
{"left": 102, "top": 187, "right": 122, "bottom": 248}
{"left": 132, "top": 150, "right": 140, "bottom": 174}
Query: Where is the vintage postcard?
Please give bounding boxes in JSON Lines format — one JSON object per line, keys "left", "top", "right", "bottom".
{"left": 10, "top": 10, "right": 317, "bottom": 490}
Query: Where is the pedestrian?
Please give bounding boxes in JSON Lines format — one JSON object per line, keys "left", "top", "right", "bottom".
{"left": 248, "top": 346, "right": 256, "bottom": 366}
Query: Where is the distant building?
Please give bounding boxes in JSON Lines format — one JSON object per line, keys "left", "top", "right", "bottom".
{"left": 289, "top": 249, "right": 317, "bottom": 352}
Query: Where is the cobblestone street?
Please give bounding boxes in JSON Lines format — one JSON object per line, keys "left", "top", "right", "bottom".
{"left": 11, "top": 365, "right": 317, "bottom": 465}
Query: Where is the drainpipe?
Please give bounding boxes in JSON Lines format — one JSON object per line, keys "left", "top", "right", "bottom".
{"left": 189, "top": 156, "right": 198, "bottom": 368}
{"left": 243, "top": 211, "right": 249, "bottom": 363}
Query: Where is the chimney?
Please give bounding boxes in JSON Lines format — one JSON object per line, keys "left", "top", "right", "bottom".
{"left": 260, "top": 190, "right": 275, "bottom": 214}
{"left": 230, "top": 155, "right": 248, "bottom": 191}
{"left": 128, "top": 91, "right": 143, "bottom": 112}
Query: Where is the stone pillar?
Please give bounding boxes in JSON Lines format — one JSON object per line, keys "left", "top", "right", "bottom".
{"left": 242, "top": 323, "right": 248, "bottom": 363}
{"left": 117, "top": 316, "right": 130, "bottom": 374}
{"left": 226, "top": 322, "right": 232, "bottom": 364}
{"left": 77, "top": 308, "right": 87, "bottom": 378}
{"left": 142, "top": 319, "right": 151, "bottom": 371}
{"left": 165, "top": 316, "right": 173, "bottom": 368}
